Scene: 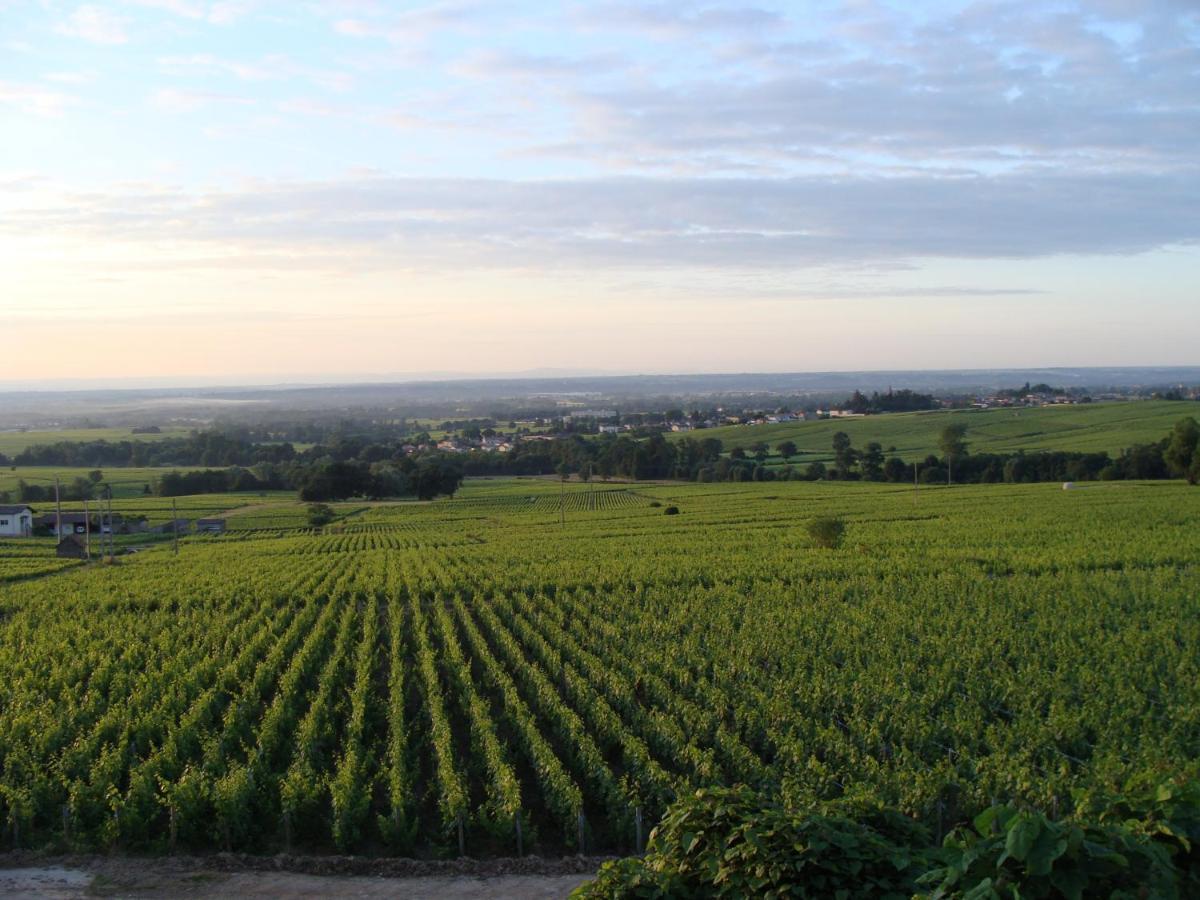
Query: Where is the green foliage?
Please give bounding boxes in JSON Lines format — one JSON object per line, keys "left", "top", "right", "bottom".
{"left": 0, "top": 478, "right": 1196, "bottom": 857}
{"left": 576, "top": 786, "right": 922, "bottom": 899}
{"left": 663, "top": 506, "right": 680, "bottom": 515}
{"left": 306, "top": 502, "right": 335, "bottom": 527}
{"left": 807, "top": 515, "right": 845, "bottom": 548}
{"left": 1163, "top": 417, "right": 1200, "bottom": 482}
{"left": 918, "top": 804, "right": 1178, "bottom": 899}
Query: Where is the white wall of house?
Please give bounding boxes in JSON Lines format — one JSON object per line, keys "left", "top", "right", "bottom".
{"left": 0, "top": 509, "right": 34, "bottom": 537}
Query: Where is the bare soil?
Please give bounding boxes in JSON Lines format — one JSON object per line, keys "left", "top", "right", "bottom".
{"left": 0, "top": 853, "right": 602, "bottom": 899}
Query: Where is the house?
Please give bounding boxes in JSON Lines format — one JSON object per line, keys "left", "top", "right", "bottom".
{"left": 195, "top": 518, "right": 226, "bottom": 534}
{"left": 56, "top": 535, "right": 89, "bottom": 559}
{"left": 34, "top": 512, "right": 97, "bottom": 537}
{"left": 0, "top": 505, "right": 35, "bottom": 537}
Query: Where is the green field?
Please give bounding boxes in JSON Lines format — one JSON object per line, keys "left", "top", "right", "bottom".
{"left": 693, "top": 399, "right": 1199, "bottom": 462}
{"left": 0, "top": 426, "right": 192, "bottom": 456}
{"left": 0, "top": 477, "right": 1195, "bottom": 859}
{"left": 0, "top": 466, "right": 182, "bottom": 500}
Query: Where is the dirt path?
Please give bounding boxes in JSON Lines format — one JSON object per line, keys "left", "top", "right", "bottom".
{"left": 0, "top": 855, "right": 599, "bottom": 899}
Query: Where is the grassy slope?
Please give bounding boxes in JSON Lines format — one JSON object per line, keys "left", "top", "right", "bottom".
{"left": 0, "top": 426, "right": 192, "bottom": 456}
{"left": 690, "top": 399, "right": 1199, "bottom": 462}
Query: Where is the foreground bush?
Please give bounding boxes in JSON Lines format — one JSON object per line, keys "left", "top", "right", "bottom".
{"left": 574, "top": 780, "right": 1200, "bottom": 899}
{"left": 575, "top": 786, "right": 923, "bottom": 898}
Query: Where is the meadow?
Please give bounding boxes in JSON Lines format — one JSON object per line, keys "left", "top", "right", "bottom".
{"left": 695, "top": 398, "right": 1199, "bottom": 462}
{"left": 0, "top": 426, "right": 191, "bottom": 457}
{"left": 0, "top": 476, "right": 1195, "bottom": 859}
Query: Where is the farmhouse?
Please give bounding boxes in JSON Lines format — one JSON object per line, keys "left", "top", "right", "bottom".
{"left": 195, "top": 518, "right": 226, "bottom": 534}
{"left": 0, "top": 505, "right": 35, "bottom": 537}
{"left": 33, "top": 512, "right": 147, "bottom": 536}
{"left": 34, "top": 512, "right": 95, "bottom": 537}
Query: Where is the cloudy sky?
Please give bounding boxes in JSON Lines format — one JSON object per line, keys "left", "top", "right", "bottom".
{"left": 2, "top": 1, "right": 1197, "bottom": 384}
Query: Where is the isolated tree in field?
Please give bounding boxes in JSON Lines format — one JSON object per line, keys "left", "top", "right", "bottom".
{"left": 807, "top": 516, "right": 845, "bottom": 549}
{"left": 776, "top": 440, "right": 798, "bottom": 461}
{"left": 307, "top": 503, "right": 335, "bottom": 527}
{"left": 861, "top": 442, "right": 884, "bottom": 480}
{"left": 938, "top": 422, "right": 969, "bottom": 485}
{"left": 832, "top": 432, "right": 856, "bottom": 479}
{"left": 1163, "top": 417, "right": 1199, "bottom": 482}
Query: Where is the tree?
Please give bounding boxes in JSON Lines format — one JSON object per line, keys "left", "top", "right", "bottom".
{"left": 306, "top": 503, "right": 335, "bottom": 527}
{"left": 730, "top": 447, "right": 747, "bottom": 460}
{"left": 861, "top": 442, "right": 884, "bottom": 480}
{"left": 832, "top": 432, "right": 856, "bottom": 479}
{"left": 938, "top": 422, "right": 969, "bottom": 485}
{"left": 1163, "top": 417, "right": 1199, "bottom": 480}
{"left": 883, "top": 457, "right": 907, "bottom": 482}
{"left": 776, "top": 440, "right": 798, "bottom": 461}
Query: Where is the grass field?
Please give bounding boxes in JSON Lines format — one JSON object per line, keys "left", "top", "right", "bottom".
{"left": 0, "top": 476, "right": 1195, "bottom": 859}
{"left": 0, "top": 426, "right": 192, "bottom": 456}
{"left": 0, "top": 466, "right": 185, "bottom": 500}
{"left": 690, "top": 399, "right": 1199, "bottom": 463}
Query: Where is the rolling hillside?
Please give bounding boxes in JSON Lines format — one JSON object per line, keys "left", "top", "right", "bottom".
{"left": 690, "top": 399, "right": 1199, "bottom": 463}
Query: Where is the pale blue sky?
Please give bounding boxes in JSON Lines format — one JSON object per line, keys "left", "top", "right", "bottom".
{"left": 2, "top": 1, "right": 1198, "bottom": 382}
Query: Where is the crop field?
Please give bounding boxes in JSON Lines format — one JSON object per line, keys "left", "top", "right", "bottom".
{"left": 0, "top": 467, "right": 177, "bottom": 500}
{"left": 0, "top": 478, "right": 1196, "bottom": 859}
{"left": 0, "top": 539, "right": 83, "bottom": 582}
{"left": 0, "top": 427, "right": 192, "bottom": 456}
{"left": 695, "top": 399, "right": 1200, "bottom": 462}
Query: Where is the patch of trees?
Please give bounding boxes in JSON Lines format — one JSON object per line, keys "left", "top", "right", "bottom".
{"left": 841, "top": 388, "right": 939, "bottom": 414}
{"left": 814, "top": 418, "right": 1200, "bottom": 485}
{"left": 154, "top": 455, "right": 465, "bottom": 502}
{"left": 13, "top": 470, "right": 105, "bottom": 503}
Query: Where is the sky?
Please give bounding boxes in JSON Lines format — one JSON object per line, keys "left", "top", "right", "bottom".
{"left": 1, "top": 0, "right": 1198, "bottom": 385}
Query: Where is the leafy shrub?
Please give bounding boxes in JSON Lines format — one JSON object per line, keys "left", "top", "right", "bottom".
{"left": 648, "top": 501, "right": 662, "bottom": 508}
{"left": 663, "top": 506, "right": 680, "bottom": 516}
{"left": 306, "top": 503, "right": 335, "bottom": 527}
{"left": 576, "top": 783, "right": 1200, "bottom": 900}
{"left": 807, "top": 516, "right": 845, "bottom": 549}
{"left": 574, "top": 786, "right": 921, "bottom": 898}
{"left": 917, "top": 804, "right": 1178, "bottom": 899}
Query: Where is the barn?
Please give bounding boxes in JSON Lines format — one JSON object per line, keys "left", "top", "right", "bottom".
{"left": 0, "top": 505, "right": 35, "bottom": 537}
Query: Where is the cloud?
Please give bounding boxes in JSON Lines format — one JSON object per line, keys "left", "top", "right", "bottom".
{"left": 126, "top": 0, "right": 256, "bottom": 25}
{"left": 0, "top": 82, "right": 75, "bottom": 116}
{"left": 150, "top": 87, "right": 254, "bottom": 112}
{"left": 57, "top": 5, "right": 129, "bottom": 44}
{"left": 5, "top": 170, "right": 1197, "bottom": 274}
{"left": 572, "top": 2, "right": 782, "bottom": 37}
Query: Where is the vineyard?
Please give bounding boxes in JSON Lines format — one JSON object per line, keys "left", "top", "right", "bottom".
{"left": 0, "top": 477, "right": 1197, "bottom": 859}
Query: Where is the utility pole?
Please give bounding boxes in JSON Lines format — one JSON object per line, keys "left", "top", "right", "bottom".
{"left": 560, "top": 474, "right": 565, "bottom": 527}
{"left": 105, "top": 484, "right": 115, "bottom": 561}
{"left": 914, "top": 461, "right": 919, "bottom": 503}
{"left": 172, "top": 497, "right": 179, "bottom": 556}
{"left": 83, "top": 498, "right": 91, "bottom": 561}
{"left": 54, "top": 476, "right": 62, "bottom": 543}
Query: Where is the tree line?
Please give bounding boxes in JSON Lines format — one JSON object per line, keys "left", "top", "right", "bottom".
{"left": 3, "top": 418, "right": 1197, "bottom": 504}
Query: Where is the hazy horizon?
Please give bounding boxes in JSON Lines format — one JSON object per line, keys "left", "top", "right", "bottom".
{"left": 4, "top": 1, "right": 1198, "bottom": 380}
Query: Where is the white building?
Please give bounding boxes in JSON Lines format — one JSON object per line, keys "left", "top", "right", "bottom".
{"left": 0, "top": 505, "right": 35, "bottom": 537}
